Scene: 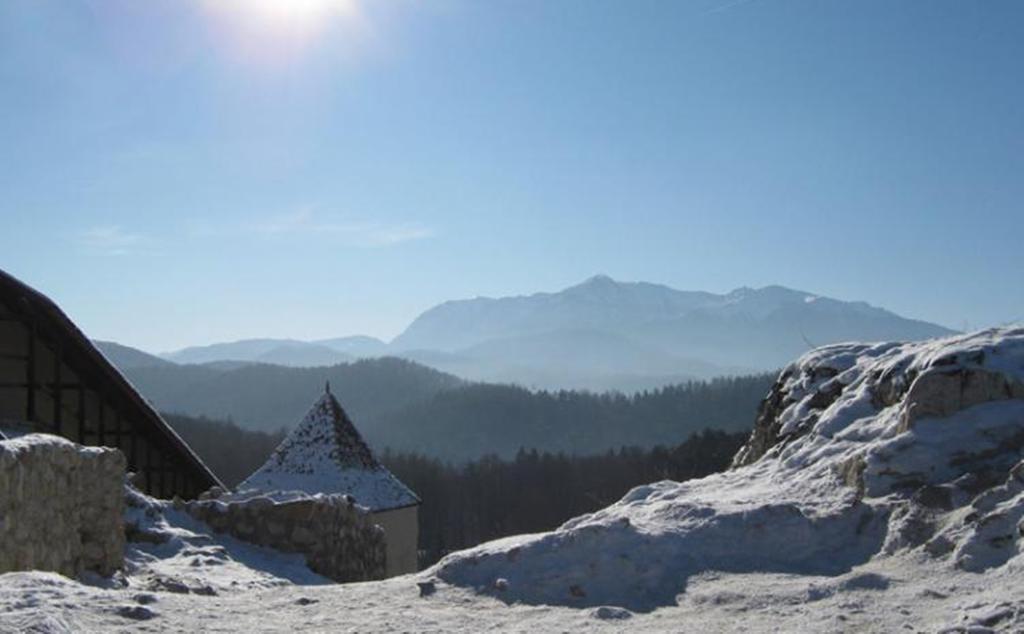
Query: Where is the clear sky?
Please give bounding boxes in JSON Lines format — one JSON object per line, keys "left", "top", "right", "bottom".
{"left": 1, "top": 0, "right": 1021, "bottom": 352}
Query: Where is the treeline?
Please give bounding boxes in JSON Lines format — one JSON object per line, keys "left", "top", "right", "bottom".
{"left": 161, "top": 375, "right": 771, "bottom": 486}
{"left": 126, "top": 356, "right": 463, "bottom": 433}
{"left": 166, "top": 411, "right": 749, "bottom": 569}
{"left": 368, "top": 374, "right": 774, "bottom": 462}
{"left": 164, "top": 413, "right": 285, "bottom": 488}
{"left": 381, "top": 429, "right": 749, "bottom": 568}
{"left": 126, "top": 355, "right": 773, "bottom": 462}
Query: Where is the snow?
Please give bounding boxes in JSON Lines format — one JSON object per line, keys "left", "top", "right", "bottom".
{"left": 428, "top": 326, "right": 1024, "bottom": 614}
{"left": 2, "top": 327, "right": 1024, "bottom": 631}
{"left": 0, "top": 432, "right": 80, "bottom": 451}
{"left": 121, "top": 485, "right": 330, "bottom": 593}
{"left": 215, "top": 488, "right": 369, "bottom": 508}
{"left": 2, "top": 552, "right": 1023, "bottom": 632}
{"left": 237, "top": 389, "right": 419, "bottom": 512}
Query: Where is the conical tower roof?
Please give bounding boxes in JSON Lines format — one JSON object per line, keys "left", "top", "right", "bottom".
{"left": 239, "top": 384, "right": 419, "bottom": 511}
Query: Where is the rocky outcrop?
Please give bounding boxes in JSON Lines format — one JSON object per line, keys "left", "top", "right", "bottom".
{"left": 0, "top": 434, "right": 125, "bottom": 577}
{"left": 185, "top": 490, "right": 386, "bottom": 582}
{"left": 431, "top": 328, "right": 1024, "bottom": 611}
{"left": 733, "top": 329, "right": 1024, "bottom": 467}
{"left": 898, "top": 364, "right": 1024, "bottom": 432}
{"left": 730, "top": 327, "right": 1024, "bottom": 572}
{"left": 732, "top": 352, "right": 858, "bottom": 468}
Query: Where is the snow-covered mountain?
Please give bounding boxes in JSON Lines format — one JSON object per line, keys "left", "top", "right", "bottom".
{"left": 390, "top": 276, "right": 954, "bottom": 384}
{"left": 152, "top": 276, "right": 954, "bottom": 391}
{"left": 391, "top": 275, "right": 722, "bottom": 352}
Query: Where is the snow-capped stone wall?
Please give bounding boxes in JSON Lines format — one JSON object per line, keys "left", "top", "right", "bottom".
{"left": 185, "top": 490, "right": 386, "bottom": 582}
{"left": 0, "top": 434, "right": 125, "bottom": 577}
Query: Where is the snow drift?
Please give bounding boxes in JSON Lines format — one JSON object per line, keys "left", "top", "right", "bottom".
{"left": 430, "top": 327, "right": 1024, "bottom": 612}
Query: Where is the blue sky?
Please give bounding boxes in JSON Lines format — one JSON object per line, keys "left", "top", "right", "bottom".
{"left": 1, "top": 0, "right": 1021, "bottom": 352}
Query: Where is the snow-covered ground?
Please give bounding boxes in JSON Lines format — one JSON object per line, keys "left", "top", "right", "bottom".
{"left": 2, "top": 327, "right": 1023, "bottom": 632}
{"left": 1, "top": 551, "right": 1020, "bottom": 632}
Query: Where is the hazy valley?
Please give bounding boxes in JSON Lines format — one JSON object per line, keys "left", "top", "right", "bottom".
{"left": 93, "top": 276, "right": 951, "bottom": 462}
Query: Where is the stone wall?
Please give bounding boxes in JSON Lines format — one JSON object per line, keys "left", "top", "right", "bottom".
{"left": 186, "top": 492, "right": 386, "bottom": 582}
{"left": 0, "top": 433, "right": 125, "bottom": 576}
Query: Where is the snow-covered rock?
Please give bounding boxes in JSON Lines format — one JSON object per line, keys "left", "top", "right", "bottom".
{"left": 430, "top": 328, "right": 1024, "bottom": 613}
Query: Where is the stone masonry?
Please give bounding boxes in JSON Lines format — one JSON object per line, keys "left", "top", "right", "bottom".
{"left": 186, "top": 491, "right": 386, "bottom": 582}
{"left": 0, "top": 433, "right": 125, "bottom": 577}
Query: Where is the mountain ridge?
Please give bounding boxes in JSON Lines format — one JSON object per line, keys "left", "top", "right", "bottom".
{"left": 388, "top": 277, "right": 955, "bottom": 380}
{"left": 133, "top": 276, "right": 954, "bottom": 391}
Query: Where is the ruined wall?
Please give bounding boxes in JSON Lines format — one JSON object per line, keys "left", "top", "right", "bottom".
{"left": 0, "top": 433, "right": 125, "bottom": 576}
{"left": 186, "top": 492, "right": 386, "bottom": 582}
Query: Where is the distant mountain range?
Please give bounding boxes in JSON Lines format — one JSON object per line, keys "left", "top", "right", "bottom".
{"left": 91, "top": 272, "right": 955, "bottom": 461}
{"left": 94, "top": 340, "right": 175, "bottom": 369}
{"left": 391, "top": 276, "right": 953, "bottom": 373}
{"left": 155, "top": 335, "right": 390, "bottom": 368}
{"left": 104, "top": 357, "right": 463, "bottom": 436}
{"left": 101, "top": 276, "right": 954, "bottom": 391}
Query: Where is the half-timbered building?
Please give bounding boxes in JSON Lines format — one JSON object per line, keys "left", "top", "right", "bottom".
{"left": 0, "top": 269, "right": 221, "bottom": 499}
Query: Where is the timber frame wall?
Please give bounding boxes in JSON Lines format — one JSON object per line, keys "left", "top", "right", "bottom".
{"left": 0, "top": 270, "right": 221, "bottom": 499}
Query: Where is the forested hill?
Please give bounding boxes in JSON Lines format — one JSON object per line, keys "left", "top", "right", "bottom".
{"left": 122, "top": 357, "right": 463, "bottom": 431}
{"left": 163, "top": 410, "right": 749, "bottom": 568}
{"left": 122, "top": 355, "right": 774, "bottom": 463}
{"left": 363, "top": 374, "right": 774, "bottom": 462}
{"left": 382, "top": 429, "right": 749, "bottom": 566}
{"left": 163, "top": 413, "right": 286, "bottom": 489}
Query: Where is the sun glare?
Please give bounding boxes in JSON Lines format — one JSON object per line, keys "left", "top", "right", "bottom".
{"left": 203, "top": 0, "right": 366, "bottom": 65}
{"left": 234, "top": 0, "right": 359, "bottom": 30}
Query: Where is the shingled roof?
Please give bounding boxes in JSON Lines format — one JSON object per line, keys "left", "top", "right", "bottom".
{"left": 238, "top": 385, "right": 420, "bottom": 512}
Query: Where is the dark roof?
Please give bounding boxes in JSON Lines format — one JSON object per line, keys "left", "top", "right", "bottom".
{"left": 0, "top": 268, "right": 222, "bottom": 492}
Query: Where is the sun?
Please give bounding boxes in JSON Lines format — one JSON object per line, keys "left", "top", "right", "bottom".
{"left": 233, "top": 0, "right": 359, "bottom": 31}
{"left": 202, "top": 0, "right": 366, "bottom": 65}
